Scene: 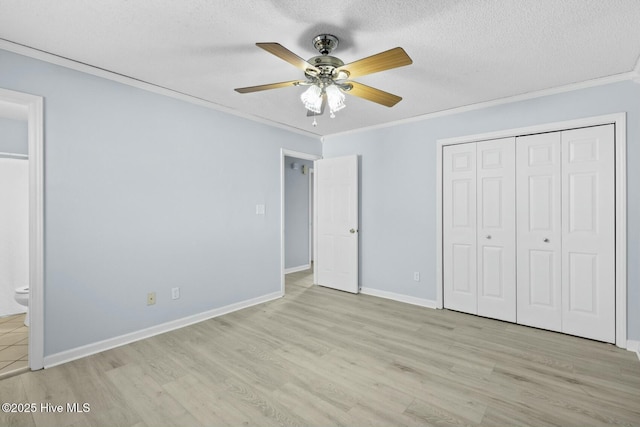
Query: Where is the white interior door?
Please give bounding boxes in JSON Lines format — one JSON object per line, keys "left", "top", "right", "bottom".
{"left": 516, "top": 132, "right": 562, "bottom": 331}
{"left": 314, "top": 155, "right": 359, "bottom": 293}
{"left": 443, "top": 143, "right": 477, "bottom": 314}
{"left": 561, "top": 125, "right": 615, "bottom": 343}
{"left": 476, "top": 138, "right": 516, "bottom": 322}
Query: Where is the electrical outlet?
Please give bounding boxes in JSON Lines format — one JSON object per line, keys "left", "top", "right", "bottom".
{"left": 413, "top": 272, "right": 420, "bottom": 282}
{"left": 171, "top": 287, "right": 180, "bottom": 300}
{"left": 147, "top": 292, "right": 156, "bottom": 305}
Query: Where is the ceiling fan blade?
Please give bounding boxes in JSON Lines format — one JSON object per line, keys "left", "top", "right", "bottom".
{"left": 306, "top": 93, "right": 327, "bottom": 116}
{"left": 257, "top": 43, "right": 320, "bottom": 74}
{"left": 345, "top": 81, "right": 402, "bottom": 107}
{"left": 335, "top": 47, "right": 412, "bottom": 79}
{"left": 235, "top": 80, "right": 306, "bottom": 93}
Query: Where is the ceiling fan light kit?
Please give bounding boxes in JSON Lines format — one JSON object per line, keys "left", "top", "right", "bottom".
{"left": 235, "top": 34, "right": 413, "bottom": 126}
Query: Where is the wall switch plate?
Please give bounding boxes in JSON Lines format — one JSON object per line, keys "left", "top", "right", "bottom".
{"left": 171, "top": 287, "right": 180, "bottom": 300}
{"left": 147, "top": 292, "right": 156, "bottom": 305}
{"left": 413, "top": 272, "right": 420, "bottom": 281}
{"left": 256, "top": 204, "right": 265, "bottom": 215}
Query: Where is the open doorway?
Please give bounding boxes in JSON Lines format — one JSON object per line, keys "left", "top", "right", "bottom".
{"left": 280, "top": 149, "right": 320, "bottom": 296}
{"left": 0, "top": 107, "right": 29, "bottom": 377}
{"left": 0, "top": 88, "right": 44, "bottom": 371}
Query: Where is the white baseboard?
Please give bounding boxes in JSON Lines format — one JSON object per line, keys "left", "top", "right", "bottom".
{"left": 359, "top": 287, "right": 438, "bottom": 309}
{"left": 284, "top": 264, "right": 311, "bottom": 274}
{"left": 627, "top": 340, "right": 640, "bottom": 360}
{"left": 43, "top": 291, "right": 282, "bottom": 368}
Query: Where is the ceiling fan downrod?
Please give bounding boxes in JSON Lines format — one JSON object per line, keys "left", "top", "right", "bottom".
{"left": 312, "top": 34, "right": 339, "bottom": 55}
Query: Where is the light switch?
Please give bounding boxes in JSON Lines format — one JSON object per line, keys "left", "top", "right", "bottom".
{"left": 256, "top": 204, "right": 265, "bottom": 215}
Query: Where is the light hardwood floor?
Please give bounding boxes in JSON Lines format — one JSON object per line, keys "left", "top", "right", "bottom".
{"left": 1, "top": 270, "right": 639, "bottom": 426}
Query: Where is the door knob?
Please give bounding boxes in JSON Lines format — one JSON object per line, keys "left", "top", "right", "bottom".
{"left": 543, "top": 238, "right": 550, "bottom": 243}
{"left": 486, "top": 235, "right": 491, "bottom": 239}
{"left": 350, "top": 228, "right": 357, "bottom": 234}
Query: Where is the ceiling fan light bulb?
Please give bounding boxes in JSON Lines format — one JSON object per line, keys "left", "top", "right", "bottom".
{"left": 301, "top": 85, "right": 322, "bottom": 113}
{"left": 326, "top": 84, "right": 346, "bottom": 115}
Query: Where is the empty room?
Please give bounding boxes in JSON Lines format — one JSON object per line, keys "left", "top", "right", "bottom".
{"left": 0, "top": 1, "right": 639, "bottom": 426}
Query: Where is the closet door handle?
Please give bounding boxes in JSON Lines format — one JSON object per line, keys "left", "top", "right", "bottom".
{"left": 543, "top": 238, "right": 550, "bottom": 243}
{"left": 486, "top": 235, "right": 492, "bottom": 239}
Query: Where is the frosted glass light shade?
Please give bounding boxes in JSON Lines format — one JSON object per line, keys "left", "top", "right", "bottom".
{"left": 300, "top": 85, "right": 323, "bottom": 113}
{"left": 325, "top": 84, "right": 346, "bottom": 114}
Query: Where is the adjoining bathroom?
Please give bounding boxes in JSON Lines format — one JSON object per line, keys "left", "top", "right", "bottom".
{"left": 0, "top": 100, "right": 29, "bottom": 377}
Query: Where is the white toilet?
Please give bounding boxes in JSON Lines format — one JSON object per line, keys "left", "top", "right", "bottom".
{"left": 14, "top": 286, "right": 29, "bottom": 327}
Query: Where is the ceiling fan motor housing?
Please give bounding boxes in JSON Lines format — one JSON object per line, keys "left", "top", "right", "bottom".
{"left": 305, "top": 55, "right": 347, "bottom": 80}
{"left": 306, "top": 35, "right": 349, "bottom": 82}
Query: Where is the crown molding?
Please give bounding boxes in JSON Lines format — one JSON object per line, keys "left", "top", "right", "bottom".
{"left": 323, "top": 71, "right": 637, "bottom": 140}
{"left": 633, "top": 53, "right": 640, "bottom": 84}
{"left": 0, "top": 39, "right": 321, "bottom": 140}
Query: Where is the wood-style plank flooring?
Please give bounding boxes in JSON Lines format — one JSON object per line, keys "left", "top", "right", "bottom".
{"left": 1, "top": 269, "right": 639, "bottom": 426}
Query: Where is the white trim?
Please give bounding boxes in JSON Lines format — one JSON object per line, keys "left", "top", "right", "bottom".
{"left": 0, "top": 151, "right": 28, "bottom": 159}
{"left": 284, "top": 264, "right": 311, "bottom": 274}
{"left": 0, "top": 87, "right": 45, "bottom": 371}
{"left": 435, "top": 138, "right": 444, "bottom": 310}
{"left": 280, "top": 149, "right": 321, "bottom": 296}
{"left": 308, "top": 168, "right": 314, "bottom": 265}
{"left": 627, "top": 340, "right": 640, "bottom": 361}
{"left": 44, "top": 291, "right": 282, "bottom": 368}
{"left": 436, "top": 113, "right": 627, "bottom": 348}
{"left": 614, "top": 116, "right": 627, "bottom": 348}
{"left": 0, "top": 39, "right": 321, "bottom": 140}
{"left": 281, "top": 149, "right": 322, "bottom": 162}
{"left": 323, "top": 72, "right": 636, "bottom": 140}
{"left": 360, "top": 287, "right": 438, "bottom": 309}
{"left": 633, "top": 52, "right": 640, "bottom": 83}
{"left": 438, "top": 114, "right": 626, "bottom": 146}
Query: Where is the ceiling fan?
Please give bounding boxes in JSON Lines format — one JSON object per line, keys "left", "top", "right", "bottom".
{"left": 234, "top": 34, "right": 413, "bottom": 123}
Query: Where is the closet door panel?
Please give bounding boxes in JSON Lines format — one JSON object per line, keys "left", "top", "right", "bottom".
{"left": 516, "top": 133, "right": 562, "bottom": 331}
{"left": 561, "top": 124, "right": 615, "bottom": 343}
{"left": 476, "top": 138, "right": 516, "bottom": 322}
{"left": 443, "top": 144, "right": 477, "bottom": 314}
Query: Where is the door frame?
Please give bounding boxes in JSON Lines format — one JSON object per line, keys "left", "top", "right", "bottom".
{"left": 308, "top": 167, "right": 314, "bottom": 266}
{"left": 280, "top": 149, "right": 321, "bottom": 295}
{"left": 436, "top": 113, "right": 627, "bottom": 348}
{"left": 0, "top": 87, "right": 45, "bottom": 369}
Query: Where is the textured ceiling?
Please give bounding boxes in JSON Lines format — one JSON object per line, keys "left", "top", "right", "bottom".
{"left": 1, "top": 0, "right": 639, "bottom": 137}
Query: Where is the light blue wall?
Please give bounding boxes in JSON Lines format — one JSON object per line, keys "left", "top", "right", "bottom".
{"left": 324, "top": 80, "right": 640, "bottom": 341}
{"left": 284, "top": 157, "right": 313, "bottom": 269}
{"left": 0, "top": 49, "right": 321, "bottom": 356}
{"left": 0, "top": 117, "right": 27, "bottom": 155}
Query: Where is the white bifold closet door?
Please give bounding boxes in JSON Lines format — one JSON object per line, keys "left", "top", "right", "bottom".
{"left": 476, "top": 138, "right": 516, "bottom": 322}
{"left": 516, "top": 132, "right": 563, "bottom": 331}
{"left": 443, "top": 138, "right": 516, "bottom": 321}
{"left": 561, "top": 125, "right": 615, "bottom": 342}
{"left": 443, "top": 143, "right": 477, "bottom": 314}
{"left": 516, "top": 125, "right": 615, "bottom": 343}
